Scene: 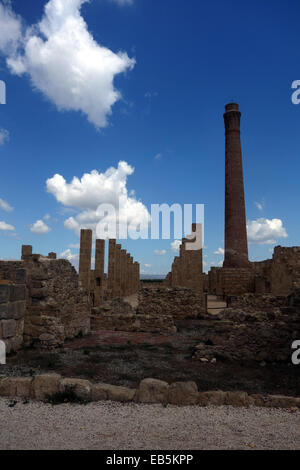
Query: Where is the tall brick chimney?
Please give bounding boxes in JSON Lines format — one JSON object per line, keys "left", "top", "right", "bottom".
{"left": 223, "top": 103, "right": 249, "bottom": 268}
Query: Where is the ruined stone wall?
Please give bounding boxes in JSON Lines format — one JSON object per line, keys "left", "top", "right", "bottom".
{"left": 0, "top": 262, "right": 26, "bottom": 353}
{"left": 216, "top": 268, "right": 255, "bottom": 297}
{"left": 227, "top": 293, "right": 287, "bottom": 312}
{"left": 24, "top": 256, "right": 91, "bottom": 348}
{"left": 91, "top": 286, "right": 207, "bottom": 334}
{"left": 164, "top": 224, "right": 203, "bottom": 297}
{"left": 269, "top": 246, "right": 300, "bottom": 295}
{"left": 138, "top": 287, "right": 206, "bottom": 322}
{"left": 208, "top": 246, "right": 300, "bottom": 297}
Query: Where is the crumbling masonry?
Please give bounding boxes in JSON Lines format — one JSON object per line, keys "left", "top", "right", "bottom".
{"left": 79, "top": 229, "right": 140, "bottom": 306}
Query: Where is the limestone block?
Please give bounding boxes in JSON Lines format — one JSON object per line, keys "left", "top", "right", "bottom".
{"left": 15, "top": 377, "right": 33, "bottom": 398}
{"left": 33, "top": 374, "right": 61, "bottom": 400}
{"left": 91, "top": 383, "right": 135, "bottom": 402}
{"left": 59, "top": 378, "right": 92, "bottom": 401}
{"left": 168, "top": 381, "right": 198, "bottom": 405}
{"left": 224, "top": 391, "right": 251, "bottom": 407}
{"left": 8, "top": 301, "right": 25, "bottom": 320}
{"left": 264, "top": 395, "right": 300, "bottom": 408}
{"left": 0, "top": 377, "right": 31, "bottom": 398}
{"left": 0, "top": 285, "right": 10, "bottom": 304}
{"left": 138, "top": 378, "right": 169, "bottom": 403}
{"left": 0, "top": 378, "right": 18, "bottom": 397}
{"left": 9, "top": 285, "right": 26, "bottom": 302}
{"left": 0, "top": 304, "right": 9, "bottom": 320}
{"left": 1, "top": 319, "right": 17, "bottom": 338}
{"left": 198, "top": 391, "right": 227, "bottom": 406}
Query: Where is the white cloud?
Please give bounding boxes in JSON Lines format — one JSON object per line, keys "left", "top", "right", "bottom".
{"left": 0, "top": 198, "right": 13, "bottom": 212}
{"left": 30, "top": 219, "right": 51, "bottom": 235}
{"left": 0, "top": 221, "right": 14, "bottom": 231}
{"left": 247, "top": 218, "right": 288, "bottom": 245}
{"left": 43, "top": 213, "right": 51, "bottom": 220}
{"left": 255, "top": 201, "right": 263, "bottom": 211}
{"left": 144, "top": 264, "right": 151, "bottom": 268}
{"left": 154, "top": 153, "right": 162, "bottom": 160}
{"left": 47, "top": 161, "right": 150, "bottom": 236}
{"left": 154, "top": 249, "right": 166, "bottom": 256}
{"left": 0, "top": 3, "right": 22, "bottom": 54}
{"left": 214, "top": 247, "right": 224, "bottom": 256}
{"left": 59, "top": 248, "right": 79, "bottom": 262}
{"left": 0, "top": 129, "right": 9, "bottom": 146}
{"left": 171, "top": 240, "right": 181, "bottom": 252}
{"left": 0, "top": 0, "right": 135, "bottom": 128}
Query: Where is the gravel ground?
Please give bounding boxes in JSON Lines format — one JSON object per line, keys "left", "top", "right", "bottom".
{"left": 0, "top": 399, "right": 299, "bottom": 450}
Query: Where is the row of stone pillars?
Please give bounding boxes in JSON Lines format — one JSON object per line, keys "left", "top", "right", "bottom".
{"left": 79, "top": 230, "right": 140, "bottom": 306}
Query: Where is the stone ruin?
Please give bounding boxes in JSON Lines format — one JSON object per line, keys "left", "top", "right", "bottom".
{"left": 164, "top": 223, "right": 203, "bottom": 295}
{"left": 78, "top": 229, "right": 140, "bottom": 305}
{"left": 0, "top": 102, "right": 299, "bottom": 389}
{"left": 0, "top": 246, "right": 90, "bottom": 352}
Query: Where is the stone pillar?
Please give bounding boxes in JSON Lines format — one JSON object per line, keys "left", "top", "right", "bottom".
{"left": 223, "top": 103, "right": 249, "bottom": 268}
{"left": 48, "top": 252, "right": 57, "bottom": 260}
{"left": 120, "top": 249, "right": 127, "bottom": 297}
{"left": 172, "top": 257, "right": 180, "bottom": 287}
{"left": 129, "top": 256, "right": 134, "bottom": 295}
{"left": 114, "top": 244, "right": 122, "bottom": 298}
{"left": 134, "top": 262, "right": 140, "bottom": 292}
{"left": 79, "top": 229, "right": 92, "bottom": 290}
{"left": 22, "top": 245, "right": 32, "bottom": 260}
{"left": 94, "top": 239, "right": 105, "bottom": 306}
{"left": 108, "top": 239, "right": 116, "bottom": 299}
{"left": 125, "top": 253, "right": 131, "bottom": 296}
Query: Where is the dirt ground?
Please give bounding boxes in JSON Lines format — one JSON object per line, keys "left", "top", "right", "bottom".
{"left": 3, "top": 319, "right": 300, "bottom": 397}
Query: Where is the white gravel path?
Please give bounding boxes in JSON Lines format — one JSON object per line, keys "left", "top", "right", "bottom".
{"left": 0, "top": 398, "right": 299, "bottom": 450}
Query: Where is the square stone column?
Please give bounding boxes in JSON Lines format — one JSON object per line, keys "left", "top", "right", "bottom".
{"left": 22, "top": 245, "right": 32, "bottom": 260}
{"left": 79, "top": 229, "right": 93, "bottom": 290}
{"left": 94, "top": 239, "right": 105, "bottom": 306}
{"left": 108, "top": 239, "right": 116, "bottom": 299}
{"left": 134, "top": 262, "right": 140, "bottom": 293}
{"left": 125, "top": 253, "right": 131, "bottom": 296}
{"left": 120, "top": 249, "right": 127, "bottom": 297}
{"left": 114, "top": 244, "right": 122, "bottom": 298}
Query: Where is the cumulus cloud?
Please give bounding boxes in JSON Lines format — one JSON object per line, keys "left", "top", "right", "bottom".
{"left": 154, "top": 249, "right": 166, "bottom": 256}
{"left": 47, "top": 161, "right": 150, "bottom": 236}
{"left": 0, "top": 129, "right": 9, "bottom": 146}
{"left": 0, "top": 0, "right": 135, "bottom": 128}
{"left": 59, "top": 248, "right": 79, "bottom": 262}
{"left": 214, "top": 247, "right": 224, "bottom": 256}
{"left": 0, "top": 198, "right": 13, "bottom": 212}
{"left": 0, "top": 3, "right": 22, "bottom": 54}
{"left": 144, "top": 264, "right": 151, "bottom": 268}
{"left": 171, "top": 240, "right": 181, "bottom": 252}
{"left": 0, "top": 221, "right": 14, "bottom": 231}
{"left": 247, "top": 218, "right": 288, "bottom": 245}
{"left": 30, "top": 219, "right": 51, "bottom": 234}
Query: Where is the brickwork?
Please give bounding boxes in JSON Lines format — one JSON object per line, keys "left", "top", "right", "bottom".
{"left": 223, "top": 103, "right": 249, "bottom": 268}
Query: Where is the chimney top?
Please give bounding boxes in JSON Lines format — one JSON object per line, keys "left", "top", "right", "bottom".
{"left": 225, "top": 102, "right": 239, "bottom": 112}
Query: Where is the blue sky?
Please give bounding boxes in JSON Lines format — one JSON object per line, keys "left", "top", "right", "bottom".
{"left": 0, "top": 0, "right": 299, "bottom": 275}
